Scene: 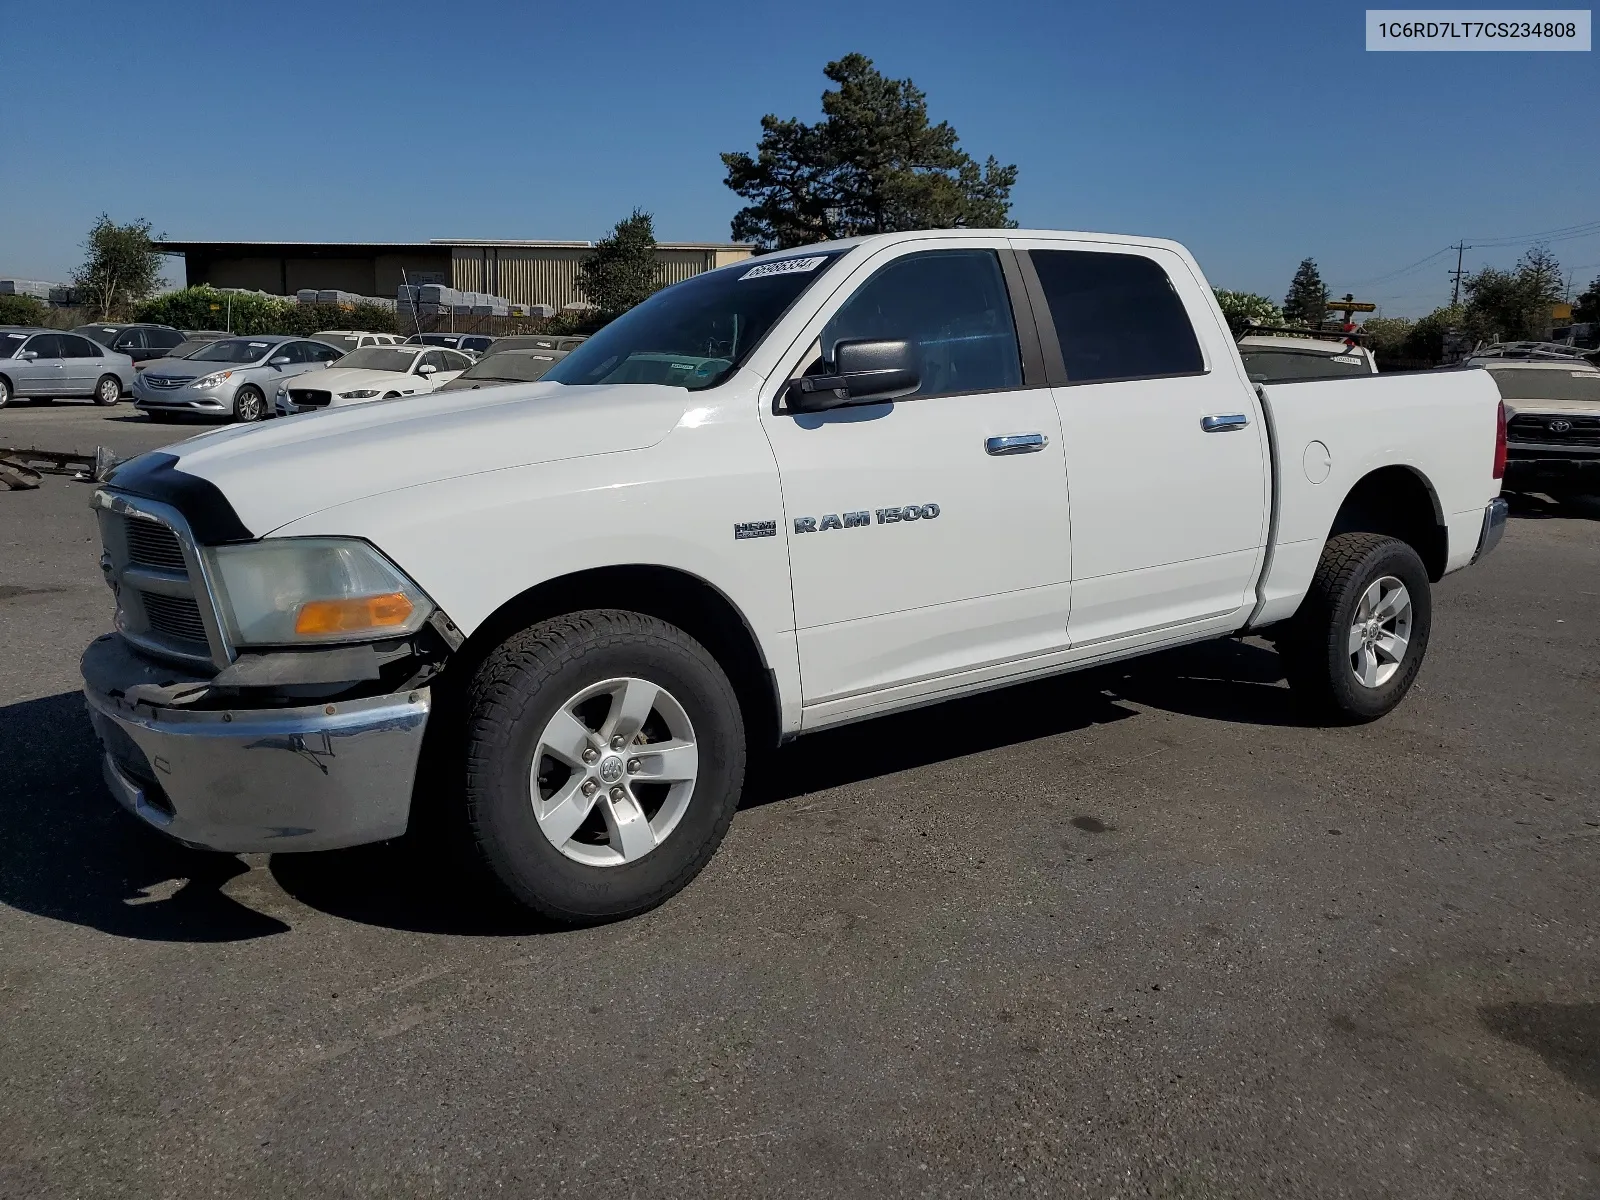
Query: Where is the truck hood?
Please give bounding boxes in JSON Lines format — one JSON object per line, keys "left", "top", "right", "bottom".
{"left": 1503, "top": 398, "right": 1600, "bottom": 419}
{"left": 121, "top": 382, "right": 690, "bottom": 535}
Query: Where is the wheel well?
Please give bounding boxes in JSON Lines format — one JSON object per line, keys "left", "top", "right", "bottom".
{"left": 1328, "top": 466, "right": 1447, "bottom": 580}
{"left": 442, "top": 565, "right": 781, "bottom": 750}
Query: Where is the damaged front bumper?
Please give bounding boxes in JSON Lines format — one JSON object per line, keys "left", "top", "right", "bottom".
{"left": 81, "top": 634, "right": 430, "bottom": 853}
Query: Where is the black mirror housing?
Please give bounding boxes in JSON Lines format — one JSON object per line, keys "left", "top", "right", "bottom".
{"left": 787, "top": 339, "right": 920, "bottom": 412}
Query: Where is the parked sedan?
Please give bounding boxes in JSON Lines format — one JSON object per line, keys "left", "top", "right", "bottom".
{"left": 275, "top": 345, "right": 473, "bottom": 414}
{"left": 403, "top": 332, "right": 493, "bottom": 357}
{"left": 133, "top": 335, "right": 343, "bottom": 423}
{"left": 0, "top": 327, "right": 135, "bottom": 408}
{"left": 436, "top": 347, "right": 568, "bottom": 391}
{"left": 73, "top": 322, "right": 188, "bottom": 366}
{"left": 482, "top": 334, "right": 588, "bottom": 357}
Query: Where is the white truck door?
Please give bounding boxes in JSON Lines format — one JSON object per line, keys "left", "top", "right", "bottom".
{"left": 759, "top": 241, "right": 1073, "bottom": 720}
{"left": 1010, "top": 240, "right": 1270, "bottom": 650}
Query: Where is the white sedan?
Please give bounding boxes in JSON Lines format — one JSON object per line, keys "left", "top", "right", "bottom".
{"left": 274, "top": 345, "right": 474, "bottom": 415}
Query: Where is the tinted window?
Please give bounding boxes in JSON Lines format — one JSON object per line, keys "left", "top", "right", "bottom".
{"left": 1029, "top": 250, "right": 1204, "bottom": 383}
{"left": 420, "top": 350, "right": 451, "bottom": 372}
{"left": 25, "top": 334, "right": 64, "bottom": 358}
{"left": 305, "top": 341, "right": 343, "bottom": 363}
{"left": 113, "top": 329, "right": 146, "bottom": 351}
{"left": 148, "top": 328, "right": 184, "bottom": 350}
{"left": 76, "top": 326, "right": 122, "bottom": 347}
{"left": 1239, "top": 348, "right": 1372, "bottom": 382}
{"left": 440, "top": 350, "right": 472, "bottom": 371}
{"left": 821, "top": 249, "right": 1022, "bottom": 398}
{"left": 1487, "top": 367, "right": 1600, "bottom": 403}
{"left": 451, "top": 351, "right": 561, "bottom": 385}
{"left": 191, "top": 339, "right": 274, "bottom": 363}
{"left": 62, "top": 335, "right": 103, "bottom": 358}
{"left": 0, "top": 332, "right": 29, "bottom": 359}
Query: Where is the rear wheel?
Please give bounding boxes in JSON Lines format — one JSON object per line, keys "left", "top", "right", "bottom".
{"left": 0, "top": 376, "right": 10, "bottom": 409}
{"left": 465, "top": 609, "right": 745, "bottom": 923}
{"left": 93, "top": 374, "right": 122, "bottom": 406}
{"left": 1279, "top": 533, "right": 1432, "bottom": 722}
{"left": 233, "top": 385, "right": 266, "bottom": 423}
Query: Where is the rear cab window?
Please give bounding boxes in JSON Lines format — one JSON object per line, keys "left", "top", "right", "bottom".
{"left": 1027, "top": 249, "right": 1205, "bottom": 383}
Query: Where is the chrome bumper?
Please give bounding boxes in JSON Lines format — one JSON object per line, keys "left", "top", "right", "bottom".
{"left": 1474, "top": 496, "right": 1509, "bottom": 563}
{"left": 82, "top": 645, "right": 430, "bottom": 853}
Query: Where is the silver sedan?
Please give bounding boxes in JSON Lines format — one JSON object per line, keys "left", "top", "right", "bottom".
{"left": 0, "top": 328, "right": 136, "bottom": 408}
{"left": 133, "top": 335, "right": 344, "bottom": 423}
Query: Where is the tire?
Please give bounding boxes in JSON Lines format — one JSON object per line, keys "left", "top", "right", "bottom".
{"left": 465, "top": 609, "right": 746, "bottom": 923}
{"left": 0, "top": 376, "right": 9, "bottom": 409}
{"left": 1280, "top": 533, "right": 1432, "bottom": 722}
{"left": 233, "top": 385, "right": 266, "bottom": 423}
{"left": 92, "top": 374, "right": 122, "bottom": 406}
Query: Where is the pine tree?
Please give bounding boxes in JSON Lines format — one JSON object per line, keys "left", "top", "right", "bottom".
{"left": 721, "top": 54, "right": 1018, "bottom": 250}
{"left": 1283, "top": 258, "right": 1329, "bottom": 328}
{"left": 575, "top": 210, "right": 663, "bottom": 318}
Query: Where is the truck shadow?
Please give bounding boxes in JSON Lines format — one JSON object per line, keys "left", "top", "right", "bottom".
{"left": 0, "top": 691, "right": 290, "bottom": 943}
{"left": 1, "top": 638, "right": 1305, "bottom": 941}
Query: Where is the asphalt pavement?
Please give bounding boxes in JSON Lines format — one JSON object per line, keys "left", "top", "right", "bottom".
{"left": 1, "top": 409, "right": 1597, "bottom": 1197}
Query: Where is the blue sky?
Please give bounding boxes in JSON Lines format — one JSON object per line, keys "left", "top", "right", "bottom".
{"left": 2, "top": 0, "right": 1595, "bottom": 316}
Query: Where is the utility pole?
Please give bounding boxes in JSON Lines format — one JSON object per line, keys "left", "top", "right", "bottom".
{"left": 1449, "top": 241, "right": 1472, "bottom": 307}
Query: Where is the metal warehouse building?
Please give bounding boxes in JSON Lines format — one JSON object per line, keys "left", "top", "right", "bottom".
{"left": 157, "top": 238, "right": 754, "bottom": 310}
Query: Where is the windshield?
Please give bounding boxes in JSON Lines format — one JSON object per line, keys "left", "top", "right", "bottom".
{"left": 1488, "top": 367, "right": 1600, "bottom": 403}
{"left": 545, "top": 253, "right": 843, "bottom": 390}
{"left": 1240, "top": 348, "right": 1372, "bottom": 382}
{"left": 339, "top": 347, "right": 419, "bottom": 372}
{"left": 0, "top": 331, "right": 29, "bottom": 359}
{"left": 168, "top": 339, "right": 216, "bottom": 358}
{"left": 189, "top": 338, "right": 274, "bottom": 363}
{"left": 76, "top": 326, "right": 123, "bottom": 347}
{"left": 457, "top": 352, "right": 561, "bottom": 383}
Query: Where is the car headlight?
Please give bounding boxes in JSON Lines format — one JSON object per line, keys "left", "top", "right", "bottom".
{"left": 193, "top": 370, "right": 234, "bottom": 389}
{"left": 203, "top": 538, "right": 432, "bottom": 646}
{"left": 339, "top": 389, "right": 381, "bottom": 399}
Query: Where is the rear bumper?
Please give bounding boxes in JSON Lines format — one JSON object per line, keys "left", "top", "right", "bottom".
{"left": 1473, "top": 496, "right": 1509, "bottom": 564}
{"left": 81, "top": 637, "right": 429, "bottom": 853}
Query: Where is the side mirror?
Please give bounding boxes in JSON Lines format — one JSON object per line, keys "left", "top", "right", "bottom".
{"left": 269, "top": 355, "right": 291, "bottom": 366}
{"left": 18, "top": 350, "right": 37, "bottom": 361}
{"left": 785, "top": 339, "right": 920, "bottom": 413}
{"left": 417, "top": 363, "right": 437, "bottom": 375}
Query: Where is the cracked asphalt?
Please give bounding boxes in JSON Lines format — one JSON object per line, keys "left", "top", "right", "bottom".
{"left": 2, "top": 404, "right": 1597, "bottom": 1197}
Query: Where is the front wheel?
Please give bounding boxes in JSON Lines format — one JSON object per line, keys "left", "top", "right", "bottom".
{"left": 233, "top": 385, "right": 266, "bottom": 423}
{"left": 0, "top": 376, "right": 10, "bottom": 409}
{"left": 465, "top": 609, "right": 746, "bottom": 923}
{"left": 1279, "top": 533, "right": 1432, "bottom": 722}
{"left": 93, "top": 374, "right": 122, "bottom": 406}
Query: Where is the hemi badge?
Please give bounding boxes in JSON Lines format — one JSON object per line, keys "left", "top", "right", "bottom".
{"left": 734, "top": 520, "right": 777, "bottom": 540}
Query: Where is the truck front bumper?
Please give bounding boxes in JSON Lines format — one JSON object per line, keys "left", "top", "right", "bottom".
{"left": 81, "top": 637, "right": 430, "bottom": 854}
{"left": 1504, "top": 445, "right": 1600, "bottom": 494}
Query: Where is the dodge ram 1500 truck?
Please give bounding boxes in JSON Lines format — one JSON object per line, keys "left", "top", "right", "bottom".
{"left": 81, "top": 229, "right": 1509, "bottom": 923}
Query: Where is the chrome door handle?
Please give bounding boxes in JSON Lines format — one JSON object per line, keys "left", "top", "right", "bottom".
{"left": 1201, "top": 414, "right": 1249, "bottom": 433}
{"left": 985, "top": 433, "right": 1048, "bottom": 455}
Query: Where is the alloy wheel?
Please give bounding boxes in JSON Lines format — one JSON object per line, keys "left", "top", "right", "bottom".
{"left": 1348, "top": 575, "right": 1412, "bottom": 689}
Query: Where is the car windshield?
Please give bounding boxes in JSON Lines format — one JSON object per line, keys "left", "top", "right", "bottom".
{"left": 0, "top": 331, "right": 30, "bottom": 359}
{"left": 76, "top": 326, "right": 124, "bottom": 347}
{"left": 545, "top": 253, "right": 842, "bottom": 391}
{"left": 338, "top": 347, "right": 419, "bottom": 372}
{"left": 1488, "top": 367, "right": 1600, "bottom": 403}
{"left": 189, "top": 338, "right": 274, "bottom": 363}
{"left": 168, "top": 339, "right": 216, "bottom": 358}
{"left": 1240, "top": 348, "right": 1372, "bottom": 382}
{"left": 456, "top": 352, "right": 561, "bottom": 383}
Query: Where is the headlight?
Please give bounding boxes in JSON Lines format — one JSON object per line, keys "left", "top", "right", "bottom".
{"left": 193, "top": 370, "right": 234, "bottom": 389}
{"left": 203, "top": 538, "right": 432, "bottom": 646}
{"left": 339, "top": 389, "right": 381, "bottom": 399}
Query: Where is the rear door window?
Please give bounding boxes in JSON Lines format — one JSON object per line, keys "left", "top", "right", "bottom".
{"left": 1028, "top": 249, "right": 1204, "bottom": 383}
{"left": 821, "top": 249, "right": 1023, "bottom": 399}
{"left": 62, "top": 334, "right": 104, "bottom": 357}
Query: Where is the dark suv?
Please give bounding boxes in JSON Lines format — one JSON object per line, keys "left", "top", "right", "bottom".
{"left": 73, "top": 323, "right": 188, "bottom": 366}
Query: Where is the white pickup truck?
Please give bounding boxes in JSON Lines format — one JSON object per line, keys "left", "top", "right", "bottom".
{"left": 82, "top": 229, "right": 1508, "bottom": 923}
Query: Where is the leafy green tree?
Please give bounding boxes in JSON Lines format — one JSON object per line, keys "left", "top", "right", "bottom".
{"left": 72, "top": 215, "right": 166, "bottom": 320}
{"left": 0, "top": 294, "right": 50, "bottom": 326}
{"left": 1212, "top": 289, "right": 1282, "bottom": 336}
{"left": 576, "top": 209, "right": 663, "bottom": 318}
{"left": 721, "top": 53, "right": 1018, "bottom": 249}
{"left": 1461, "top": 245, "right": 1566, "bottom": 342}
{"left": 1282, "top": 258, "right": 1329, "bottom": 328}
{"left": 1573, "top": 273, "right": 1600, "bottom": 324}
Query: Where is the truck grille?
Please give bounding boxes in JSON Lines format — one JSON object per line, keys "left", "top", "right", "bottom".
{"left": 139, "top": 591, "right": 209, "bottom": 644}
{"left": 125, "top": 519, "right": 188, "bottom": 570}
{"left": 288, "top": 389, "right": 332, "bottom": 408}
{"left": 1508, "top": 414, "right": 1600, "bottom": 446}
{"left": 95, "top": 502, "right": 224, "bottom": 671}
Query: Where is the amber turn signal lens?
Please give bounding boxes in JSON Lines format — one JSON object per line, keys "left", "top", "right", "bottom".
{"left": 293, "top": 592, "right": 415, "bottom": 636}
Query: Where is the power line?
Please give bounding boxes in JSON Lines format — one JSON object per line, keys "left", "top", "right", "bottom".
{"left": 1466, "top": 218, "right": 1600, "bottom": 246}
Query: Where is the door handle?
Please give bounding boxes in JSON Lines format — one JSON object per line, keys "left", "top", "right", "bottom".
{"left": 1201, "top": 414, "right": 1249, "bottom": 433}
{"left": 985, "top": 433, "right": 1048, "bottom": 455}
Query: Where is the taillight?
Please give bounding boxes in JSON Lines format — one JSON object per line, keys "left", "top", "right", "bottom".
{"left": 1492, "top": 400, "right": 1507, "bottom": 480}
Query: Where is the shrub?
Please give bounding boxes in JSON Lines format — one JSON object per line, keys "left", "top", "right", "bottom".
{"left": 0, "top": 294, "right": 50, "bottom": 325}
{"left": 133, "top": 288, "right": 400, "bottom": 337}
